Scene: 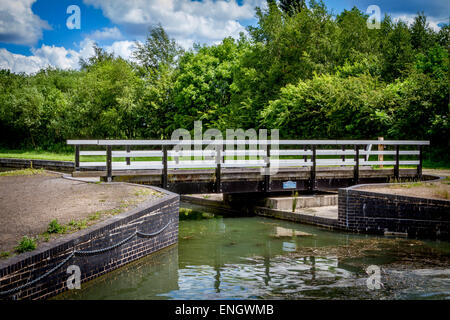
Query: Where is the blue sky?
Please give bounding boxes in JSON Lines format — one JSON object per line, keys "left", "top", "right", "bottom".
{"left": 0, "top": 0, "right": 448, "bottom": 74}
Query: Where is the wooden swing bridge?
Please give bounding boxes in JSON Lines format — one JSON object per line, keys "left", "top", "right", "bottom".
{"left": 67, "top": 139, "right": 429, "bottom": 194}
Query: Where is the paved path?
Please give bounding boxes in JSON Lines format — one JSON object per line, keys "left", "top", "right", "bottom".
{"left": 0, "top": 172, "right": 159, "bottom": 254}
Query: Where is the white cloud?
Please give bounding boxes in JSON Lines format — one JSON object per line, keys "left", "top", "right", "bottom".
{"left": 392, "top": 13, "right": 444, "bottom": 31}
{"left": 104, "top": 40, "right": 137, "bottom": 61}
{"left": 82, "top": 0, "right": 265, "bottom": 46}
{"left": 0, "top": 45, "right": 80, "bottom": 74}
{"left": 87, "top": 27, "right": 123, "bottom": 40}
{"left": 0, "top": 38, "right": 138, "bottom": 74}
{"left": 0, "top": 0, "right": 50, "bottom": 45}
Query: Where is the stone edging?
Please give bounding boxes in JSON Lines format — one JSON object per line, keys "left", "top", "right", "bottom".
{"left": 0, "top": 158, "right": 75, "bottom": 172}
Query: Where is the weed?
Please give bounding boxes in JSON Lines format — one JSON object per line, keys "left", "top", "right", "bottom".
{"left": 41, "top": 233, "right": 51, "bottom": 242}
{"left": 68, "top": 219, "right": 88, "bottom": 230}
{"left": 0, "top": 251, "right": 11, "bottom": 258}
{"left": 88, "top": 211, "right": 101, "bottom": 221}
{"left": 434, "top": 189, "right": 449, "bottom": 199}
{"left": 47, "top": 219, "right": 66, "bottom": 234}
{"left": 134, "top": 188, "right": 151, "bottom": 197}
{"left": 15, "top": 236, "right": 37, "bottom": 253}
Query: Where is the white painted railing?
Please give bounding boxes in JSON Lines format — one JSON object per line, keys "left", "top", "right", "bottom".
{"left": 67, "top": 139, "right": 429, "bottom": 185}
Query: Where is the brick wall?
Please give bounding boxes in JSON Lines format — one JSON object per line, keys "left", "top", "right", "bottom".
{"left": 0, "top": 186, "right": 179, "bottom": 300}
{"left": 338, "top": 186, "right": 450, "bottom": 239}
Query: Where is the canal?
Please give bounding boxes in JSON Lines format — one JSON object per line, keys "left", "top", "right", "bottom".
{"left": 56, "top": 207, "right": 450, "bottom": 300}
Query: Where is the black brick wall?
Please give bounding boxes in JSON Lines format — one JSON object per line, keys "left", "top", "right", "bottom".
{"left": 0, "top": 186, "right": 179, "bottom": 300}
{"left": 338, "top": 187, "right": 450, "bottom": 239}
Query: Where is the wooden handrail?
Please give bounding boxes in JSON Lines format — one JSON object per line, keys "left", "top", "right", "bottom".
{"left": 70, "top": 139, "right": 428, "bottom": 184}
{"left": 68, "top": 139, "right": 430, "bottom": 146}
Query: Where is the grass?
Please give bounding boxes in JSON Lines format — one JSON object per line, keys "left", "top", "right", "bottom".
{"left": 384, "top": 179, "right": 450, "bottom": 200}
{"left": 134, "top": 188, "right": 152, "bottom": 197}
{"left": 88, "top": 211, "right": 102, "bottom": 221}
{"left": 0, "top": 149, "right": 73, "bottom": 161}
{"left": 68, "top": 219, "right": 88, "bottom": 231}
{"left": 0, "top": 168, "right": 45, "bottom": 176}
{"left": 423, "top": 159, "right": 450, "bottom": 170}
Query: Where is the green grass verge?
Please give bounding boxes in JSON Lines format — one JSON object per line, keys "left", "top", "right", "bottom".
{"left": 0, "top": 168, "right": 46, "bottom": 176}
{"left": 0, "top": 149, "right": 73, "bottom": 161}
{"left": 423, "top": 159, "right": 450, "bottom": 170}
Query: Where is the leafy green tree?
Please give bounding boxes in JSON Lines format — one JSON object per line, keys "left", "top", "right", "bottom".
{"left": 278, "top": 0, "right": 305, "bottom": 16}
{"left": 172, "top": 37, "right": 242, "bottom": 132}
{"left": 381, "top": 20, "right": 415, "bottom": 81}
{"left": 133, "top": 24, "right": 184, "bottom": 76}
{"left": 79, "top": 44, "right": 114, "bottom": 70}
{"left": 437, "top": 24, "right": 450, "bottom": 47}
{"left": 335, "top": 7, "right": 374, "bottom": 65}
{"left": 69, "top": 57, "right": 143, "bottom": 139}
{"left": 260, "top": 73, "right": 389, "bottom": 139}
{"left": 410, "top": 12, "right": 434, "bottom": 52}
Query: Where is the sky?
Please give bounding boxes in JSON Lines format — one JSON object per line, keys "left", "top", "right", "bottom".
{"left": 0, "top": 0, "right": 448, "bottom": 74}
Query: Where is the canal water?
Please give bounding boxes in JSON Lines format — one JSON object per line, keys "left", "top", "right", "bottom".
{"left": 56, "top": 210, "right": 450, "bottom": 300}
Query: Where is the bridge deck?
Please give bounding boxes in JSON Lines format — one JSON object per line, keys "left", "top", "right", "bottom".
{"left": 72, "top": 167, "right": 419, "bottom": 194}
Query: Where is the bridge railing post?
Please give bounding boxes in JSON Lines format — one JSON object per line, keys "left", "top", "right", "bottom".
{"left": 310, "top": 145, "right": 316, "bottom": 191}
{"left": 106, "top": 145, "right": 112, "bottom": 182}
{"left": 264, "top": 143, "right": 271, "bottom": 192}
{"left": 75, "top": 145, "right": 80, "bottom": 172}
{"left": 126, "top": 145, "right": 131, "bottom": 166}
{"left": 417, "top": 145, "right": 423, "bottom": 179}
{"left": 394, "top": 145, "right": 400, "bottom": 181}
{"left": 162, "top": 145, "right": 168, "bottom": 189}
{"left": 215, "top": 146, "right": 222, "bottom": 193}
{"left": 353, "top": 145, "right": 359, "bottom": 185}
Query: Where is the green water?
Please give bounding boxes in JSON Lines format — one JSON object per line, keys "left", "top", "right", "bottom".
{"left": 57, "top": 213, "right": 450, "bottom": 300}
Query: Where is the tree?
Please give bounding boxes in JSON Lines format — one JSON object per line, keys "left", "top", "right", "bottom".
{"left": 172, "top": 38, "right": 242, "bottom": 132}
{"left": 382, "top": 20, "right": 414, "bottom": 81}
{"left": 335, "top": 7, "right": 373, "bottom": 64}
{"left": 437, "top": 24, "right": 450, "bottom": 47}
{"left": 133, "top": 24, "right": 183, "bottom": 76}
{"left": 79, "top": 44, "right": 114, "bottom": 70}
{"left": 410, "top": 12, "right": 434, "bottom": 52}
{"left": 278, "top": 0, "right": 305, "bottom": 16}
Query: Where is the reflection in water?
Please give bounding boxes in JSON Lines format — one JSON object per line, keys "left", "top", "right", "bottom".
{"left": 56, "top": 216, "right": 450, "bottom": 300}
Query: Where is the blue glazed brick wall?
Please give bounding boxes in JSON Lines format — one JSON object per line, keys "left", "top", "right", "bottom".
{"left": 0, "top": 186, "right": 179, "bottom": 300}
{"left": 338, "top": 187, "right": 450, "bottom": 239}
